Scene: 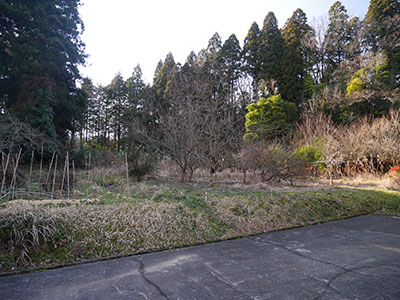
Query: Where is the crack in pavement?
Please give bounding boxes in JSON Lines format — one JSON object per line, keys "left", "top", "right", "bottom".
{"left": 312, "top": 264, "right": 399, "bottom": 300}
{"left": 202, "top": 262, "right": 258, "bottom": 300}
{"left": 246, "top": 236, "right": 395, "bottom": 300}
{"left": 132, "top": 257, "right": 170, "bottom": 300}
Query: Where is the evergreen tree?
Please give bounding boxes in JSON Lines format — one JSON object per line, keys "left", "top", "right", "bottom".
{"left": 218, "top": 34, "right": 242, "bottom": 88}
{"left": 244, "top": 94, "right": 298, "bottom": 141}
{"left": 126, "top": 64, "right": 145, "bottom": 107}
{"left": 203, "top": 32, "right": 223, "bottom": 73}
{"left": 153, "top": 60, "right": 163, "bottom": 83}
{"left": 106, "top": 73, "right": 128, "bottom": 149}
{"left": 153, "top": 52, "right": 176, "bottom": 98}
{"left": 281, "top": 9, "right": 315, "bottom": 105}
{"left": 366, "top": 0, "right": 400, "bottom": 51}
{"left": 365, "top": 0, "right": 400, "bottom": 88}
{"left": 0, "top": 0, "right": 86, "bottom": 142}
{"left": 347, "top": 16, "right": 363, "bottom": 61}
{"left": 324, "top": 1, "right": 352, "bottom": 82}
{"left": 259, "top": 12, "right": 284, "bottom": 95}
{"left": 243, "top": 22, "right": 261, "bottom": 82}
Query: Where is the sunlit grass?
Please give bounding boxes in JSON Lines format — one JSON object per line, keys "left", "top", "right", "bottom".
{"left": 1, "top": 182, "right": 399, "bottom": 274}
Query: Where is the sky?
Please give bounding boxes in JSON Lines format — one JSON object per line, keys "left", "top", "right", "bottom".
{"left": 78, "top": 0, "right": 371, "bottom": 85}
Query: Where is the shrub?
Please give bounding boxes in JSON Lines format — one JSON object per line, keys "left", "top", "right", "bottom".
{"left": 244, "top": 95, "right": 298, "bottom": 141}
{"left": 127, "top": 145, "right": 158, "bottom": 181}
{"left": 293, "top": 142, "right": 323, "bottom": 163}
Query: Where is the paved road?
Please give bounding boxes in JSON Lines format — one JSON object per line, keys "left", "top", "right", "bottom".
{"left": 1, "top": 214, "right": 399, "bottom": 300}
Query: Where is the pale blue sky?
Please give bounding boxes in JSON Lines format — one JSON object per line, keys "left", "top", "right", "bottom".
{"left": 79, "top": 0, "right": 370, "bottom": 85}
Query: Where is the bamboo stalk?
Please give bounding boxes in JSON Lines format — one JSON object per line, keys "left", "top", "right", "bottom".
{"left": 87, "top": 152, "right": 91, "bottom": 184}
{"left": 1, "top": 152, "right": 4, "bottom": 173}
{"left": 60, "top": 156, "right": 67, "bottom": 197}
{"left": 28, "top": 150, "right": 34, "bottom": 199}
{"left": 1, "top": 152, "right": 10, "bottom": 195}
{"left": 72, "top": 160, "right": 75, "bottom": 199}
{"left": 45, "top": 152, "right": 55, "bottom": 190}
{"left": 38, "top": 144, "right": 44, "bottom": 188}
{"left": 66, "top": 152, "right": 70, "bottom": 199}
{"left": 84, "top": 154, "right": 87, "bottom": 184}
{"left": 9, "top": 149, "right": 22, "bottom": 200}
{"left": 118, "top": 151, "right": 121, "bottom": 192}
{"left": 125, "top": 152, "right": 129, "bottom": 194}
{"left": 52, "top": 155, "right": 58, "bottom": 198}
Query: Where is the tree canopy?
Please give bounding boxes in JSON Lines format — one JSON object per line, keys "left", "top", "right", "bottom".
{"left": 0, "top": 0, "right": 86, "bottom": 142}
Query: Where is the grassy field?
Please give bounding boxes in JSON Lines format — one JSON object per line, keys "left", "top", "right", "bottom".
{"left": 1, "top": 180, "right": 399, "bottom": 274}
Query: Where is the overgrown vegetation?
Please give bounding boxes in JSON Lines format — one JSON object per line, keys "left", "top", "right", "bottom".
{"left": 2, "top": 0, "right": 399, "bottom": 185}
{"left": 1, "top": 0, "right": 399, "bottom": 275}
{"left": 1, "top": 181, "right": 399, "bottom": 274}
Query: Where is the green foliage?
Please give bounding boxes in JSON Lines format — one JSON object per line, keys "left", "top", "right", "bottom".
{"left": 365, "top": 0, "right": 400, "bottom": 88}
{"left": 346, "top": 69, "right": 367, "bottom": 94}
{"left": 281, "top": 9, "right": 316, "bottom": 104}
{"left": 293, "top": 143, "right": 323, "bottom": 163}
{"left": 126, "top": 65, "right": 146, "bottom": 106}
{"left": 94, "top": 174, "right": 119, "bottom": 187}
{"left": 366, "top": 0, "right": 400, "bottom": 45}
{"left": 258, "top": 12, "right": 284, "bottom": 90}
{"left": 243, "top": 22, "right": 261, "bottom": 80}
{"left": 153, "top": 52, "right": 176, "bottom": 98}
{"left": 0, "top": 0, "right": 86, "bottom": 142}
{"left": 244, "top": 95, "right": 297, "bottom": 141}
{"left": 218, "top": 34, "right": 242, "bottom": 85}
{"left": 127, "top": 144, "right": 158, "bottom": 181}
{"left": 324, "top": 1, "right": 353, "bottom": 81}
{"left": 346, "top": 51, "right": 389, "bottom": 95}
{"left": 304, "top": 74, "right": 316, "bottom": 100}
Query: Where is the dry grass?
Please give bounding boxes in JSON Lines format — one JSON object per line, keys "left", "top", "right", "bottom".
{"left": 1, "top": 180, "right": 399, "bottom": 274}
{"left": 0, "top": 204, "right": 62, "bottom": 265}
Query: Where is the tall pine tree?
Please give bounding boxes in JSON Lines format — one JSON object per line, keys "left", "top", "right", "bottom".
{"left": 0, "top": 0, "right": 86, "bottom": 141}
{"left": 153, "top": 52, "right": 176, "bottom": 98}
{"left": 281, "top": 9, "right": 315, "bottom": 105}
{"left": 365, "top": 0, "right": 400, "bottom": 88}
{"left": 324, "top": 1, "right": 353, "bottom": 83}
{"left": 259, "top": 12, "right": 284, "bottom": 95}
{"left": 218, "top": 34, "right": 242, "bottom": 89}
{"left": 243, "top": 22, "right": 261, "bottom": 99}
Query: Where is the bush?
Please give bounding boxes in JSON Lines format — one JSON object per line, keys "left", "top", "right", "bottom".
{"left": 296, "top": 110, "right": 400, "bottom": 176}
{"left": 244, "top": 95, "right": 298, "bottom": 141}
{"left": 293, "top": 143, "right": 323, "bottom": 163}
{"left": 127, "top": 144, "right": 158, "bottom": 181}
{"left": 236, "top": 141, "right": 311, "bottom": 184}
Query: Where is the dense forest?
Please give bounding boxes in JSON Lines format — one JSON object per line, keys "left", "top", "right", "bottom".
{"left": 1, "top": 0, "right": 400, "bottom": 184}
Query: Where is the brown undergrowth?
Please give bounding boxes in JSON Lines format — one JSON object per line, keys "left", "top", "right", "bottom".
{"left": 1, "top": 180, "right": 399, "bottom": 274}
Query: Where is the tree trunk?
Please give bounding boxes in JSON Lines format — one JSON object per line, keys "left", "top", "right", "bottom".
{"left": 180, "top": 166, "right": 187, "bottom": 183}
{"left": 210, "top": 169, "right": 216, "bottom": 187}
{"left": 189, "top": 167, "right": 195, "bottom": 181}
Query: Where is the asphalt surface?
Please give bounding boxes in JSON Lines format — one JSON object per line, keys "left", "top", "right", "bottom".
{"left": 1, "top": 214, "right": 399, "bottom": 300}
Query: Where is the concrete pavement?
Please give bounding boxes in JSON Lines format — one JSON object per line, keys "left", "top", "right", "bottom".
{"left": 1, "top": 214, "right": 399, "bottom": 299}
